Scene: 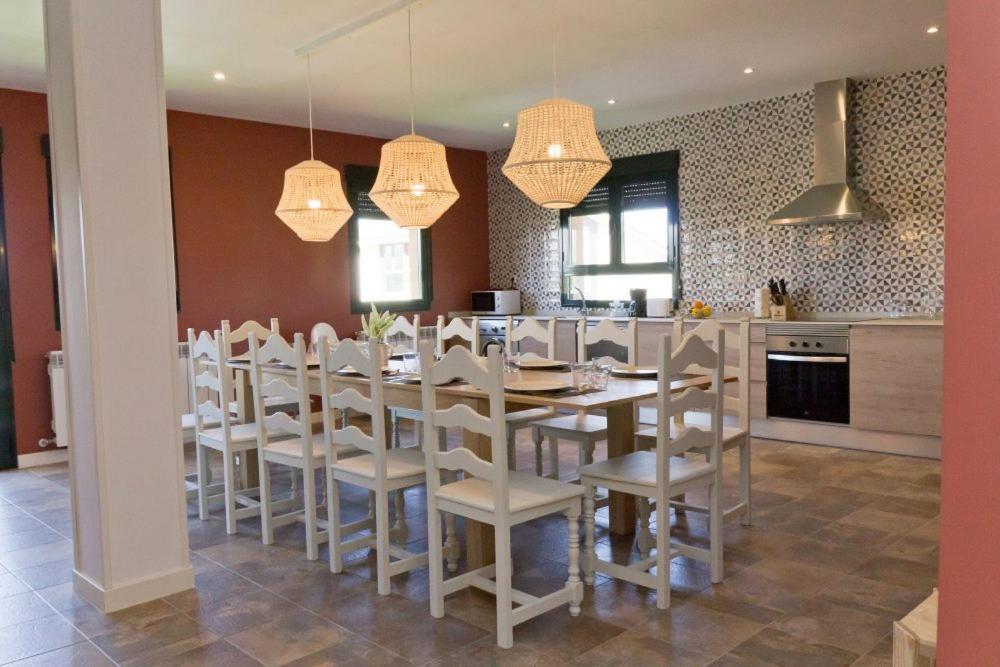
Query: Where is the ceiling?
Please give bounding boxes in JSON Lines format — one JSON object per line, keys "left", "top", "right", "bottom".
{"left": 0, "top": 0, "right": 946, "bottom": 151}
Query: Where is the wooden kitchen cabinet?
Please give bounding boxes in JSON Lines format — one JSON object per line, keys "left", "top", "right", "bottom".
{"left": 850, "top": 325, "right": 942, "bottom": 436}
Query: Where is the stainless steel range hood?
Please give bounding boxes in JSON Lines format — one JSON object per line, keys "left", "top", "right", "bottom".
{"left": 768, "top": 79, "right": 864, "bottom": 226}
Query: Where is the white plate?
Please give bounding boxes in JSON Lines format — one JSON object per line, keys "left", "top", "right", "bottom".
{"left": 610, "top": 365, "right": 657, "bottom": 378}
{"left": 336, "top": 366, "right": 393, "bottom": 376}
{"left": 504, "top": 380, "right": 571, "bottom": 393}
{"left": 516, "top": 358, "right": 567, "bottom": 369}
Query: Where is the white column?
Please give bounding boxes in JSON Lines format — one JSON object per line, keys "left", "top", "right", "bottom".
{"left": 43, "top": 0, "right": 193, "bottom": 612}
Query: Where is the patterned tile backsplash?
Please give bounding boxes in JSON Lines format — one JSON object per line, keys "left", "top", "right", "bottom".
{"left": 487, "top": 67, "right": 946, "bottom": 314}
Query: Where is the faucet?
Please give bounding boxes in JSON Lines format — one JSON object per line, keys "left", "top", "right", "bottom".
{"left": 571, "top": 285, "right": 589, "bottom": 320}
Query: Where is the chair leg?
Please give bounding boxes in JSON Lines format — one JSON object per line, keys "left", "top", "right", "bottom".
{"left": 506, "top": 430, "right": 517, "bottom": 471}
{"left": 196, "top": 443, "right": 210, "bottom": 520}
{"left": 375, "top": 490, "right": 391, "bottom": 595}
{"left": 444, "top": 511, "right": 459, "bottom": 573}
{"left": 259, "top": 459, "right": 274, "bottom": 545}
{"left": 566, "top": 503, "right": 582, "bottom": 616}
{"left": 391, "top": 410, "right": 400, "bottom": 449}
{"left": 494, "top": 523, "right": 514, "bottom": 649}
{"left": 739, "top": 438, "right": 752, "bottom": 526}
{"left": 303, "top": 465, "right": 319, "bottom": 561}
{"left": 709, "top": 476, "right": 724, "bottom": 584}
{"left": 289, "top": 467, "right": 301, "bottom": 503}
{"left": 392, "top": 489, "right": 406, "bottom": 534}
{"left": 532, "top": 427, "right": 544, "bottom": 476}
{"left": 582, "top": 484, "right": 596, "bottom": 586}
{"left": 548, "top": 437, "right": 560, "bottom": 480}
{"left": 416, "top": 418, "right": 424, "bottom": 447}
{"left": 222, "top": 450, "right": 237, "bottom": 535}
{"left": 428, "top": 508, "right": 445, "bottom": 618}
{"left": 328, "top": 475, "right": 344, "bottom": 574}
{"left": 637, "top": 496, "right": 652, "bottom": 559}
{"left": 656, "top": 490, "right": 671, "bottom": 610}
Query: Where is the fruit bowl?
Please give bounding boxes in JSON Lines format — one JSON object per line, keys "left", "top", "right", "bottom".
{"left": 689, "top": 300, "right": 714, "bottom": 319}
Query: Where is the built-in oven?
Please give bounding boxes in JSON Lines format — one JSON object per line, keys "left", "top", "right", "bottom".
{"left": 479, "top": 319, "right": 507, "bottom": 356}
{"left": 765, "top": 324, "right": 850, "bottom": 425}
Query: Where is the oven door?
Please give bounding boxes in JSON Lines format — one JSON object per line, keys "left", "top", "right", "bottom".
{"left": 766, "top": 352, "right": 850, "bottom": 424}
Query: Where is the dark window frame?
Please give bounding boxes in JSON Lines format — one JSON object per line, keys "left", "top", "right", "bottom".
{"left": 0, "top": 129, "right": 18, "bottom": 469}
{"left": 559, "top": 151, "right": 681, "bottom": 309}
{"left": 346, "top": 164, "right": 432, "bottom": 314}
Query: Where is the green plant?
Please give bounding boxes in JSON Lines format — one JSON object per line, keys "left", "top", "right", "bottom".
{"left": 361, "top": 304, "right": 396, "bottom": 343}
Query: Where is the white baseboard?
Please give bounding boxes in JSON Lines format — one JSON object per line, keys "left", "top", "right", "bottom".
{"left": 74, "top": 564, "right": 194, "bottom": 613}
{"left": 18, "top": 448, "right": 69, "bottom": 468}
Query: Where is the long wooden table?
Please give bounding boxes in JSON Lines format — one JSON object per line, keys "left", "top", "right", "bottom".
{"left": 227, "top": 359, "right": 726, "bottom": 568}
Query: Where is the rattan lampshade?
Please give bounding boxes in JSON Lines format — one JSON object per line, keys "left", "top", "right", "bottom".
{"left": 275, "top": 159, "right": 353, "bottom": 242}
{"left": 502, "top": 97, "right": 611, "bottom": 209}
{"left": 369, "top": 135, "right": 459, "bottom": 229}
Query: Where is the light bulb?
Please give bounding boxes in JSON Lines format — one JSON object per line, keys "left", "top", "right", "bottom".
{"left": 410, "top": 183, "right": 426, "bottom": 197}
{"left": 547, "top": 143, "right": 563, "bottom": 159}
{"left": 307, "top": 199, "right": 321, "bottom": 210}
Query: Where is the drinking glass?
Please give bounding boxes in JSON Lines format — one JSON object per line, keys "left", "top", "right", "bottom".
{"left": 571, "top": 362, "right": 594, "bottom": 391}
{"left": 591, "top": 363, "right": 611, "bottom": 391}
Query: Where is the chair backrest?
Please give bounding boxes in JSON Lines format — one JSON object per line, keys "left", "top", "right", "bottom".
{"left": 436, "top": 316, "right": 480, "bottom": 356}
{"left": 384, "top": 315, "right": 420, "bottom": 355}
{"left": 673, "top": 318, "right": 749, "bottom": 430}
{"left": 505, "top": 316, "right": 556, "bottom": 359}
{"left": 654, "top": 328, "right": 723, "bottom": 498}
{"left": 249, "top": 332, "right": 312, "bottom": 461}
{"left": 318, "top": 337, "right": 387, "bottom": 467}
{"left": 310, "top": 322, "right": 339, "bottom": 348}
{"left": 187, "top": 328, "right": 232, "bottom": 440}
{"left": 418, "top": 342, "right": 509, "bottom": 517}
{"left": 577, "top": 317, "right": 638, "bottom": 366}
{"left": 222, "top": 318, "right": 280, "bottom": 356}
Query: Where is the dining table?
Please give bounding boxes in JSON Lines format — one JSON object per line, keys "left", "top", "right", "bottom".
{"left": 226, "top": 355, "right": 733, "bottom": 569}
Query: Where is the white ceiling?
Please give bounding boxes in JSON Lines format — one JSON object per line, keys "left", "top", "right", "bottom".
{"left": 0, "top": 0, "right": 946, "bottom": 150}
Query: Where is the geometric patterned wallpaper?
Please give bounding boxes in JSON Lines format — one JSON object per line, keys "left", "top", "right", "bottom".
{"left": 488, "top": 66, "right": 946, "bottom": 314}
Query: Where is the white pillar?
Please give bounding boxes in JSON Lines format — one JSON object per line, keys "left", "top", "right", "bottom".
{"left": 43, "top": 0, "right": 193, "bottom": 612}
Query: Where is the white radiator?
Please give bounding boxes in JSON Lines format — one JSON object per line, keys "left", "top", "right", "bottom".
{"left": 45, "top": 343, "right": 191, "bottom": 449}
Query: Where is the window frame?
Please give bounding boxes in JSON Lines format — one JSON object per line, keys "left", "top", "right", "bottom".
{"left": 346, "top": 164, "right": 433, "bottom": 314}
{"left": 559, "top": 151, "right": 681, "bottom": 309}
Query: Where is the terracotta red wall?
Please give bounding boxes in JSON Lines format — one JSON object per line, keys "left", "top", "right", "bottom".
{"left": 0, "top": 88, "right": 489, "bottom": 458}
{"left": 939, "top": 1, "right": 1000, "bottom": 662}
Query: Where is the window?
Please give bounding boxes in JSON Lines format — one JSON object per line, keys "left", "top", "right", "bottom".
{"left": 560, "top": 151, "right": 680, "bottom": 308}
{"left": 347, "top": 165, "right": 432, "bottom": 313}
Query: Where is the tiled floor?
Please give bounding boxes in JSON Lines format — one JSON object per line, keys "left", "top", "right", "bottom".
{"left": 0, "top": 426, "right": 939, "bottom": 666}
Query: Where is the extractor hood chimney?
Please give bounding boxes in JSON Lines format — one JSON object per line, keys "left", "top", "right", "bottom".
{"left": 768, "top": 79, "right": 863, "bottom": 226}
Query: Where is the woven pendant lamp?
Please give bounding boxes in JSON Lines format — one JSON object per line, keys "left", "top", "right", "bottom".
{"left": 369, "top": 9, "right": 458, "bottom": 229}
{"left": 275, "top": 55, "right": 352, "bottom": 242}
{"left": 502, "top": 2, "right": 610, "bottom": 209}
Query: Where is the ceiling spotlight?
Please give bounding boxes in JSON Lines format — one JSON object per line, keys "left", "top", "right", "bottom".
{"left": 743, "top": 67, "right": 754, "bottom": 75}
{"left": 502, "top": 121, "right": 511, "bottom": 128}
{"left": 607, "top": 98, "right": 616, "bottom": 105}
{"left": 926, "top": 25, "right": 939, "bottom": 34}
{"left": 213, "top": 71, "right": 226, "bottom": 81}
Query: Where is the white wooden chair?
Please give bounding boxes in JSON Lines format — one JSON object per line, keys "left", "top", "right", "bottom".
{"left": 320, "top": 337, "right": 431, "bottom": 594}
{"left": 222, "top": 318, "right": 299, "bottom": 417}
{"left": 250, "top": 332, "right": 355, "bottom": 560}
{"left": 503, "top": 316, "right": 559, "bottom": 474}
{"left": 637, "top": 317, "right": 752, "bottom": 529}
{"left": 188, "top": 328, "right": 263, "bottom": 534}
{"left": 419, "top": 342, "right": 584, "bottom": 650}
{"left": 580, "top": 329, "right": 725, "bottom": 609}
{"left": 436, "top": 315, "right": 479, "bottom": 356}
{"left": 384, "top": 315, "right": 423, "bottom": 447}
{"left": 310, "top": 322, "right": 339, "bottom": 348}
{"left": 530, "top": 318, "right": 639, "bottom": 481}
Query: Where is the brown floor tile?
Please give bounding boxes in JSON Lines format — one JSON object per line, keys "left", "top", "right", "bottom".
{"left": 152, "top": 639, "right": 264, "bottom": 666}
{"left": 572, "top": 626, "right": 714, "bottom": 666}
{"left": 0, "top": 526, "right": 67, "bottom": 554}
{"left": 634, "top": 600, "right": 764, "bottom": 660}
{"left": 0, "top": 591, "right": 57, "bottom": 629}
{"left": 284, "top": 634, "right": 409, "bottom": 666}
{"left": 265, "top": 568, "right": 376, "bottom": 620}
{"left": 503, "top": 606, "right": 627, "bottom": 661}
{"left": 5, "top": 641, "right": 114, "bottom": 666}
{"left": 692, "top": 557, "right": 840, "bottom": 619}
{"left": 0, "top": 614, "right": 85, "bottom": 664}
{"left": 187, "top": 588, "right": 300, "bottom": 637}
{"left": 879, "top": 534, "right": 938, "bottom": 567}
{"left": 817, "top": 574, "right": 928, "bottom": 618}
{"left": 768, "top": 597, "right": 892, "bottom": 655}
{"left": 808, "top": 522, "right": 895, "bottom": 553}
{"left": 430, "top": 633, "right": 568, "bottom": 666}
{"left": 227, "top": 611, "right": 353, "bottom": 666}
{"left": 163, "top": 565, "right": 260, "bottom": 613}
{"left": 727, "top": 627, "right": 858, "bottom": 667}
{"left": 851, "top": 555, "right": 937, "bottom": 592}
{"left": 779, "top": 536, "right": 881, "bottom": 574}
{"left": 748, "top": 505, "right": 830, "bottom": 538}
{"left": 0, "top": 570, "right": 31, "bottom": 599}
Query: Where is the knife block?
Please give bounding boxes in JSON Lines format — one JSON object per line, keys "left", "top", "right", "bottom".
{"left": 769, "top": 295, "right": 796, "bottom": 321}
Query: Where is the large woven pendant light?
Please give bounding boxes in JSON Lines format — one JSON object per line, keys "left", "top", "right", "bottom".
{"left": 502, "top": 1, "right": 610, "bottom": 209}
{"left": 369, "top": 8, "right": 459, "bottom": 229}
{"left": 275, "top": 54, "right": 353, "bottom": 242}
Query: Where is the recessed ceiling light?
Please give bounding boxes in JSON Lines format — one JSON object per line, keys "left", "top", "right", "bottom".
{"left": 743, "top": 67, "right": 754, "bottom": 75}
{"left": 213, "top": 71, "right": 226, "bottom": 81}
{"left": 502, "top": 121, "right": 511, "bottom": 128}
{"left": 926, "top": 25, "right": 939, "bottom": 34}
{"left": 607, "top": 98, "right": 616, "bottom": 105}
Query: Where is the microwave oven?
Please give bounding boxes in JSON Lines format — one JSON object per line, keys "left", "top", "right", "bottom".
{"left": 470, "top": 290, "right": 521, "bottom": 315}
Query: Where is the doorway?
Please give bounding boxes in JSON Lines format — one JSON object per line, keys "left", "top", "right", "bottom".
{"left": 0, "top": 129, "right": 17, "bottom": 469}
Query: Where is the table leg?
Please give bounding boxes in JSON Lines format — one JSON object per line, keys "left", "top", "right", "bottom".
{"left": 234, "top": 368, "right": 260, "bottom": 488}
{"left": 463, "top": 396, "right": 495, "bottom": 569}
{"left": 606, "top": 402, "right": 637, "bottom": 535}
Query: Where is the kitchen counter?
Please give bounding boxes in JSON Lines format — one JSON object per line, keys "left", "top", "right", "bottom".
{"left": 448, "top": 311, "right": 944, "bottom": 326}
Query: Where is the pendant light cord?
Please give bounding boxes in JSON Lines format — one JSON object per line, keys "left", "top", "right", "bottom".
{"left": 306, "top": 53, "right": 315, "bottom": 159}
{"left": 407, "top": 8, "right": 415, "bottom": 135}
{"left": 551, "top": 0, "right": 558, "bottom": 98}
